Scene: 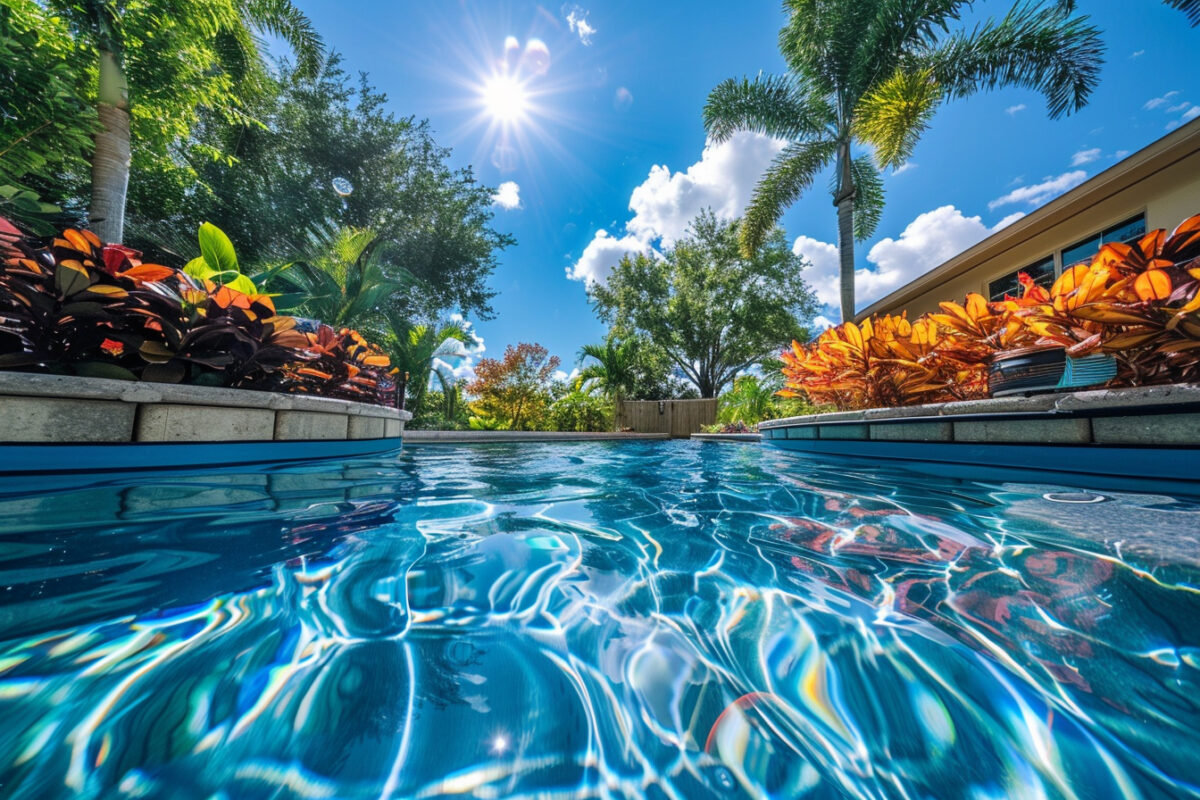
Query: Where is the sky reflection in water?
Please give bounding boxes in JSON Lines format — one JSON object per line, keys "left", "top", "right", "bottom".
{"left": 0, "top": 441, "right": 1197, "bottom": 798}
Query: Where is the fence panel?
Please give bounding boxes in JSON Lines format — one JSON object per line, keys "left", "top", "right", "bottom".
{"left": 616, "top": 399, "right": 716, "bottom": 437}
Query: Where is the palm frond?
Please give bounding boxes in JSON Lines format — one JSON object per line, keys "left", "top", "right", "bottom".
{"left": 742, "top": 139, "right": 837, "bottom": 255}
{"left": 1166, "top": 0, "right": 1200, "bottom": 25}
{"left": 922, "top": 2, "right": 1104, "bottom": 119}
{"left": 703, "top": 74, "right": 834, "bottom": 143}
{"left": 850, "top": 155, "right": 884, "bottom": 242}
{"left": 241, "top": 0, "right": 325, "bottom": 76}
{"left": 852, "top": 68, "right": 941, "bottom": 168}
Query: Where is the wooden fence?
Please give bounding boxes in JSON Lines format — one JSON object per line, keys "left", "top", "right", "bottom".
{"left": 615, "top": 398, "right": 717, "bottom": 438}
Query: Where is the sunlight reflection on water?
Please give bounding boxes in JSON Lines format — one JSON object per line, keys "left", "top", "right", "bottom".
{"left": 0, "top": 440, "right": 1197, "bottom": 798}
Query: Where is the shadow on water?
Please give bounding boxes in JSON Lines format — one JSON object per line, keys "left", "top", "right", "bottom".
{"left": 0, "top": 440, "right": 1197, "bottom": 798}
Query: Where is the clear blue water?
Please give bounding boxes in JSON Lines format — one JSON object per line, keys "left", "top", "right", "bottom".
{"left": 0, "top": 440, "right": 1198, "bottom": 799}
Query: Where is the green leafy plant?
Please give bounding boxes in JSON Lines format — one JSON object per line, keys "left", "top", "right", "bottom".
{"left": 184, "top": 222, "right": 259, "bottom": 295}
{"left": 548, "top": 388, "right": 613, "bottom": 432}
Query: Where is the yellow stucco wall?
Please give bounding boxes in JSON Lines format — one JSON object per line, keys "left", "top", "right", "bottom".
{"left": 875, "top": 148, "right": 1200, "bottom": 320}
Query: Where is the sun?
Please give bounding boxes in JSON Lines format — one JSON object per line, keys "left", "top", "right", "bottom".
{"left": 480, "top": 73, "right": 529, "bottom": 124}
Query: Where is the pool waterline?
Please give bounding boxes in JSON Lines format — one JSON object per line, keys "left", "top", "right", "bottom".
{"left": 0, "top": 440, "right": 1197, "bottom": 798}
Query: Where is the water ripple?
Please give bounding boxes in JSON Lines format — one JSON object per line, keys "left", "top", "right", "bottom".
{"left": 0, "top": 441, "right": 1197, "bottom": 798}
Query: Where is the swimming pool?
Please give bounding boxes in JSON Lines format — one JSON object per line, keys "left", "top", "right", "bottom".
{"left": 0, "top": 440, "right": 1197, "bottom": 798}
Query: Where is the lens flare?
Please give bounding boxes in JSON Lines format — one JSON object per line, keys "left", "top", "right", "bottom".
{"left": 480, "top": 73, "right": 529, "bottom": 125}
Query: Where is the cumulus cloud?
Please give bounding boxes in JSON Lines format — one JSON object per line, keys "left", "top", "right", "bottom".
{"left": 1005, "top": 103, "right": 1026, "bottom": 115}
{"left": 567, "top": 131, "right": 785, "bottom": 285}
{"left": 564, "top": 5, "right": 596, "bottom": 45}
{"left": 1070, "top": 147, "right": 1101, "bottom": 166}
{"left": 614, "top": 86, "right": 633, "bottom": 110}
{"left": 492, "top": 181, "right": 521, "bottom": 210}
{"left": 988, "top": 170, "right": 1087, "bottom": 210}
{"left": 793, "top": 206, "right": 1022, "bottom": 309}
{"left": 566, "top": 229, "right": 653, "bottom": 286}
{"left": 1144, "top": 91, "right": 1179, "bottom": 110}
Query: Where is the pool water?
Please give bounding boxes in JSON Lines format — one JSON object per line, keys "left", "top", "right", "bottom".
{"left": 0, "top": 441, "right": 1198, "bottom": 799}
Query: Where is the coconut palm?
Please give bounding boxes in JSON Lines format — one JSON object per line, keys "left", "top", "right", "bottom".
{"left": 385, "top": 317, "right": 472, "bottom": 417}
{"left": 49, "top": 0, "right": 322, "bottom": 244}
{"left": 703, "top": 0, "right": 1104, "bottom": 323}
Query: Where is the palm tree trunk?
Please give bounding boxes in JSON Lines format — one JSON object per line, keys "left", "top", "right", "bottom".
{"left": 833, "top": 140, "right": 856, "bottom": 323}
{"left": 90, "top": 47, "right": 130, "bottom": 245}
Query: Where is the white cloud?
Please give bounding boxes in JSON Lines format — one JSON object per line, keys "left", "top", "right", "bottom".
{"left": 988, "top": 170, "right": 1087, "bottom": 210}
{"left": 892, "top": 162, "right": 917, "bottom": 175}
{"left": 626, "top": 131, "right": 785, "bottom": 247}
{"left": 1005, "top": 104, "right": 1026, "bottom": 115}
{"left": 566, "top": 229, "right": 653, "bottom": 286}
{"left": 492, "top": 181, "right": 521, "bottom": 210}
{"left": 1131, "top": 49, "right": 1145, "bottom": 58}
{"left": 1070, "top": 147, "right": 1101, "bottom": 166}
{"left": 1183, "top": 106, "right": 1200, "bottom": 122}
{"left": 552, "top": 367, "right": 581, "bottom": 383}
{"left": 564, "top": 5, "right": 596, "bottom": 45}
{"left": 1113, "top": 149, "right": 1129, "bottom": 160}
{"left": 1144, "top": 91, "right": 1179, "bottom": 110}
{"left": 793, "top": 206, "right": 1020, "bottom": 310}
{"left": 1167, "top": 102, "right": 1190, "bottom": 113}
{"left": 811, "top": 315, "right": 837, "bottom": 332}
{"left": 614, "top": 86, "right": 633, "bottom": 110}
{"left": 568, "top": 131, "right": 786, "bottom": 285}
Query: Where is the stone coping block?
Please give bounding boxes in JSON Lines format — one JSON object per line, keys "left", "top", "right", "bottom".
{"left": 954, "top": 417, "right": 1091, "bottom": 444}
{"left": 870, "top": 421, "right": 953, "bottom": 442}
{"left": 0, "top": 371, "right": 410, "bottom": 421}
{"left": 759, "top": 382, "right": 1200, "bottom": 430}
{"left": 1092, "top": 412, "right": 1200, "bottom": 445}
{"left": 137, "top": 404, "right": 276, "bottom": 443}
{"left": 405, "top": 430, "right": 670, "bottom": 443}
{"left": 0, "top": 396, "right": 136, "bottom": 443}
{"left": 691, "top": 433, "right": 761, "bottom": 442}
{"left": 274, "top": 410, "right": 350, "bottom": 441}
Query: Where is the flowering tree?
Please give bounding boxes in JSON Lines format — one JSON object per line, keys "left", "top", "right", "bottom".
{"left": 466, "top": 342, "right": 561, "bottom": 430}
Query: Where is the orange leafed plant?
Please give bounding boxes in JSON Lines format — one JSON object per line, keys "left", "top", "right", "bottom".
{"left": 781, "top": 213, "right": 1200, "bottom": 410}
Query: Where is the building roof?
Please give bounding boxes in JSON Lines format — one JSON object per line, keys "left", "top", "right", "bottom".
{"left": 857, "top": 116, "right": 1200, "bottom": 321}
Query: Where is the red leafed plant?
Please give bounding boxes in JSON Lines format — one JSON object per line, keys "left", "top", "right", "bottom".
{"left": 781, "top": 213, "right": 1200, "bottom": 410}
{"left": 0, "top": 218, "right": 397, "bottom": 406}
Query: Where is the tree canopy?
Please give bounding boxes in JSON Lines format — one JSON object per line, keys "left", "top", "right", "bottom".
{"left": 466, "top": 343, "right": 561, "bottom": 430}
{"left": 589, "top": 211, "right": 816, "bottom": 398}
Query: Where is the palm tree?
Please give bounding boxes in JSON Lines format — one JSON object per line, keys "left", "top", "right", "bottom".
{"left": 51, "top": 0, "right": 322, "bottom": 244}
{"left": 578, "top": 338, "right": 641, "bottom": 402}
{"left": 385, "top": 318, "right": 471, "bottom": 417}
{"left": 703, "top": 0, "right": 1104, "bottom": 323}
{"left": 266, "top": 225, "right": 411, "bottom": 333}
{"left": 718, "top": 375, "right": 780, "bottom": 425}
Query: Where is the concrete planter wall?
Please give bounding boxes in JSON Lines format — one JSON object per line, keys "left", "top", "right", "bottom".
{"left": 758, "top": 383, "right": 1200, "bottom": 483}
{"left": 0, "top": 372, "right": 410, "bottom": 473}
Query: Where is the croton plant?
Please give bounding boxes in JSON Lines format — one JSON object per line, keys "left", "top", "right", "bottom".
{"left": 781, "top": 213, "right": 1200, "bottom": 411}
{"left": 0, "top": 217, "right": 397, "bottom": 406}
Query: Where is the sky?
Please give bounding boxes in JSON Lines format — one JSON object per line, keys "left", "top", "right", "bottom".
{"left": 292, "top": 0, "right": 1200, "bottom": 381}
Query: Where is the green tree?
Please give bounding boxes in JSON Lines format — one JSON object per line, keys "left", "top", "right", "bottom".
{"left": 578, "top": 337, "right": 641, "bottom": 402}
{"left": 0, "top": 3, "right": 94, "bottom": 201}
{"left": 163, "top": 57, "right": 512, "bottom": 321}
{"left": 703, "top": 0, "right": 1103, "bottom": 322}
{"left": 42, "top": 0, "right": 322, "bottom": 244}
{"left": 466, "top": 343, "right": 560, "bottom": 431}
{"left": 590, "top": 211, "right": 816, "bottom": 398}
{"left": 548, "top": 388, "right": 613, "bottom": 432}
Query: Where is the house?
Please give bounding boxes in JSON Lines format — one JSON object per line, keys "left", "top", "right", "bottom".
{"left": 859, "top": 116, "right": 1200, "bottom": 320}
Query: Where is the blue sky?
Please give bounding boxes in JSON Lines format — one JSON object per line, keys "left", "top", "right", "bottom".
{"left": 293, "top": 0, "right": 1199, "bottom": 379}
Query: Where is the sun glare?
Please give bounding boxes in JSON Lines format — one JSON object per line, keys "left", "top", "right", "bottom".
{"left": 481, "top": 73, "right": 529, "bottom": 124}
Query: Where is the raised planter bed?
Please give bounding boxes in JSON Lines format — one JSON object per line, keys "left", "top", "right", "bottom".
{"left": 0, "top": 372, "right": 410, "bottom": 473}
{"left": 758, "top": 384, "right": 1200, "bottom": 483}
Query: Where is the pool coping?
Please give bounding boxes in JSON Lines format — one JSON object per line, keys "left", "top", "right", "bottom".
{"left": 0, "top": 372, "right": 411, "bottom": 471}
{"left": 757, "top": 383, "right": 1200, "bottom": 481}
{"left": 404, "top": 430, "right": 670, "bottom": 443}
{"left": 690, "top": 433, "right": 762, "bottom": 443}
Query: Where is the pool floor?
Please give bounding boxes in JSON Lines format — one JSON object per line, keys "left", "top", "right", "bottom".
{"left": 0, "top": 440, "right": 1197, "bottom": 798}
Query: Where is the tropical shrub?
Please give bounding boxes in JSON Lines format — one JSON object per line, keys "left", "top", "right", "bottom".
{"left": 781, "top": 213, "right": 1200, "bottom": 410}
{"left": 548, "top": 388, "right": 613, "bottom": 432}
{"left": 0, "top": 218, "right": 396, "bottom": 405}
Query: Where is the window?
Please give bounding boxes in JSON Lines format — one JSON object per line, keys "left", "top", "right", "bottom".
{"left": 1061, "top": 213, "right": 1146, "bottom": 268}
{"left": 988, "top": 255, "right": 1055, "bottom": 302}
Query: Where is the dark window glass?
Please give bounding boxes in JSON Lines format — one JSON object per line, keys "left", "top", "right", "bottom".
{"left": 988, "top": 255, "right": 1055, "bottom": 302}
{"left": 1062, "top": 213, "right": 1146, "bottom": 267}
